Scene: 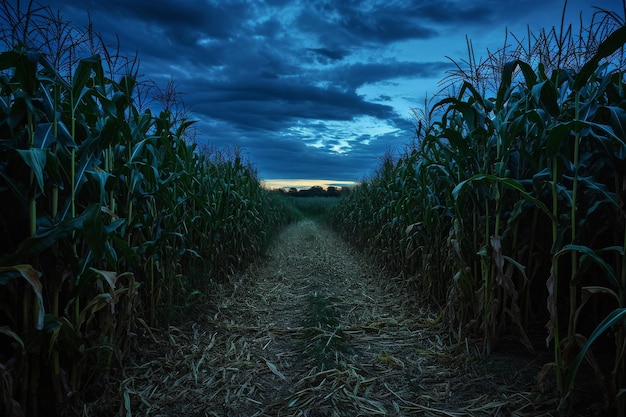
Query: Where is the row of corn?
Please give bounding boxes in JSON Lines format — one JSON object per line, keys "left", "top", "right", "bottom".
{"left": 331, "top": 19, "right": 626, "bottom": 414}
{"left": 0, "top": 25, "right": 295, "bottom": 417}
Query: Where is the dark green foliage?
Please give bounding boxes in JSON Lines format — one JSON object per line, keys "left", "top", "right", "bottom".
{"left": 330, "top": 12, "right": 626, "bottom": 415}
{"left": 301, "top": 293, "right": 349, "bottom": 369}
{"left": 0, "top": 12, "right": 296, "bottom": 417}
{"left": 279, "top": 195, "right": 341, "bottom": 221}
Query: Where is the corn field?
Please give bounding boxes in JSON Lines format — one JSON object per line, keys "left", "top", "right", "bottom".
{"left": 5, "top": 0, "right": 626, "bottom": 416}
{"left": 0, "top": 3, "right": 295, "bottom": 416}
{"left": 331, "top": 8, "right": 626, "bottom": 414}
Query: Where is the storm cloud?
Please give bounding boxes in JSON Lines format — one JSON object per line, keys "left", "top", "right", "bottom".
{"left": 28, "top": 0, "right": 608, "bottom": 186}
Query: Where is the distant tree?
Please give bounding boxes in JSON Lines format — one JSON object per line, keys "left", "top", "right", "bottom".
{"left": 326, "top": 186, "right": 339, "bottom": 197}
{"left": 308, "top": 186, "right": 325, "bottom": 197}
{"left": 281, "top": 185, "right": 348, "bottom": 197}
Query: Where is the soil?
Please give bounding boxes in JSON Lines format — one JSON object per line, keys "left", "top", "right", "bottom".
{"left": 103, "top": 219, "right": 607, "bottom": 416}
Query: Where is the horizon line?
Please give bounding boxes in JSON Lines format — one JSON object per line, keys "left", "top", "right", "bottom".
{"left": 260, "top": 178, "right": 359, "bottom": 190}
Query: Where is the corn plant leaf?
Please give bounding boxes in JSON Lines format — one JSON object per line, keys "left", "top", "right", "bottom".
{"left": 45, "top": 316, "right": 83, "bottom": 357}
{"left": 44, "top": 149, "right": 64, "bottom": 187}
{"left": 0, "top": 265, "right": 44, "bottom": 329}
{"left": 62, "top": 149, "right": 97, "bottom": 219}
{"left": 117, "top": 75, "right": 137, "bottom": 103}
{"left": 17, "top": 148, "right": 47, "bottom": 192}
{"left": 0, "top": 49, "right": 38, "bottom": 95}
{"left": 86, "top": 170, "right": 114, "bottom": 204}
{"left": 71, "top": 55, "right": 104, "bottom": 111}
{"left": 502, "top": 255, "right": 528, "bottom": 284}
{"left": 0, "top": 326, "right": 24, "bottom": 350}
{"left": 175, "top": 118, "right": 197, "bottom": 139}
{"left": 555, "top": 244, "right": 621, "bottom": 290}
{"left": 577, "top": 175, "right": 618, "bottom": 210}
{"left": 34, "top": 123, "right": 55, "bottom": 149}
{"left": 526, "top": 108, "right": 549, "bottom": 132}
{"left": 600, "top": 105, "right": 626, "bottom": 140}
{"left": 490, "top": 237, "right": 522, "bottom": 303}
{"left": 36, "top": 52, "right": 69, "bottom": 89}
{"left": 564, "top": 308, "right": 626, "bottom": 400}
{"left": 582, "top": 286, "right": 620, "bottom": 303}
{"left": 7, "top": 95, "right": 29, "bottom": 129}
{"left": 574, "top": 25, "right": 626, "bottom": 91}
{"left": 83, "top": 204, "right": 120, "bottom": 259}
{"left": 89, "top": 268, "right": 118, "bottom": 311}
{"left": 546, "top": 123, "right": 573, "bottom": 158}
{"left": 37, "top": 77, "right": 57, "bottom": 120}
{"left": 459, "top": 80, "right": 494, "bottom": 112}
{"left": 123, "top": 390, "right": 132, "bottom": 417}
{"left": 90, "top": 268, "right": 118, "bottom": 293}
{"left": 0, "top": 50, "right": 18, "bottom": 70}
{"left": 531, "top": 80, "right": 559, "bottom": 116}
{"left": 96, "top": 95, "right": 117, "bottom": 118}
{"left": 0, "top": 95, "right": 8, "bottom": 114}
{"left": 54, "top": 120, "right": 76, "bottom": 150}
{"left": 496, "top": 59, "right": 537, "bottom": 110}
{"left": 0, "top": 203, "right": 100, "bottom": 265}
{"left": 591, "top": 106, "right": 626, "bottom": 151}
{"left": 78, "top": 293, "right": 113, "bottom": 329}
{"left": 452, "top": 174, "right": 553, "bottom": 220}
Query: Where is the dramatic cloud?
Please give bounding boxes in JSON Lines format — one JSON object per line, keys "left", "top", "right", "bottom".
{"left": 33, "top": 0, "right": 607, "bottom": 187}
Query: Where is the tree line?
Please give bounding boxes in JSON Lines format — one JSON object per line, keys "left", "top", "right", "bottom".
{"left": 276, "top": 185, "right": 352, "bottom": 198}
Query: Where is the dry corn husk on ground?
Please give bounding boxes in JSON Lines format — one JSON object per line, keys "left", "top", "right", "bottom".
{"left": 98, "top": 219, "right": 592, "bottom": 417}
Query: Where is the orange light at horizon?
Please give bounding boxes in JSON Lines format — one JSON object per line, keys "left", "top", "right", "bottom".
{"left": 261, "top": 179, "right": 358, "bottom": 190}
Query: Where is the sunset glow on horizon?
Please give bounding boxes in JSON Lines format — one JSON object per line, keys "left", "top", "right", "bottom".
{"left": 261, "top": 179, "right": 358, "bottom": 191}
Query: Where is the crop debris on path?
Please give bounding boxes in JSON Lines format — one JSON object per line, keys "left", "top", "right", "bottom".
{"left": 113, "top": 219, "right": 557, "bottom": 417}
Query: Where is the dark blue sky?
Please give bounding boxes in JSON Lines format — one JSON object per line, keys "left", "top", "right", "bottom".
{"left": 20, "top": 1, "right": 622, "bottom": 188}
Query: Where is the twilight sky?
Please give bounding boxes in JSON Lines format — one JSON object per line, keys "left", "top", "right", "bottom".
{"left": 33, "top": 0, "right": 619, "bottom": 188}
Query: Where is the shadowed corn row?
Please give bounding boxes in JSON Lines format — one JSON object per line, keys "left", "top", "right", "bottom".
{"left": 331, "top": 9, "right": 626, "bottom": 415}
{"left": 0, "top": 5, "right": 295, "bottom": 417}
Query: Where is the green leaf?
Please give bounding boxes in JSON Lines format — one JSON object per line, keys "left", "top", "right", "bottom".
{"left": 86, "top": 170, "right": 115, "bottom": 203}
{"left": 17, "top": 148, "right": 47, "bottom": 192}
{"left": 578, "top": 175, "right": 618, "bottom": 209}
{"left": 0, "top": 265, "right": 44, "bottom": 329}
{"left": 533, "top": 79, "right": 559, "bottom": 116}
{"left": 0, "top": 326, "right": 25, "bottom": 350}
{"left": 546, "top": 123, "right": 573, "bottom": 158}
{"left": 0, "top": 49, "right": 39, "bottom": 95}
{"left": 496, "top": 60, "right": 537, "bottom": 111}
{"left": 564, "top": 308, "right": 626, "bottom": 397}
{"left": 78, "top": 293, "right": 114, "bottom": 328}
{"left": 459, "top": 80, "right": 494, "bottom": 112}
{"left": 8, "top": 95, "right": 28, "bottom": 129}
{"left": 582, "top": 286, "right": 620, "bottom": 303}
{"left": 574, "top": 25, "right": 626, "bottom": 91}
{"left": 555, "top": 244, "right": 621, "bottom": 290}
{"left": 45, "top": 316, "right": 83, "bottom": 357}
{"left": 452, "top": 174, "right": 553, "bottom": 220}
{"left": 0, "top": 204, "right": 101, "bottom": 265}
{"left": 71, "top": 55, "right": 103, "bottom": 111}
{"left": 598, "top": 105, "right": 626, "bottom": 143}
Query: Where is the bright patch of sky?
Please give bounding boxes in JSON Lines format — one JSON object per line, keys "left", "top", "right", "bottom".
{"left": 292, "top": 116, "right": 400, "bottom": 154}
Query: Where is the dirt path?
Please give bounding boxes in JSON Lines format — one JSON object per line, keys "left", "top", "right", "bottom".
{"left": 119, "top": 219, "right": 546, "bottom": 416}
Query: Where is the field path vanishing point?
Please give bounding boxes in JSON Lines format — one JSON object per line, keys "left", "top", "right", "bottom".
{"left": 121, "top": 219, "right": 547, "bottom": 417}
